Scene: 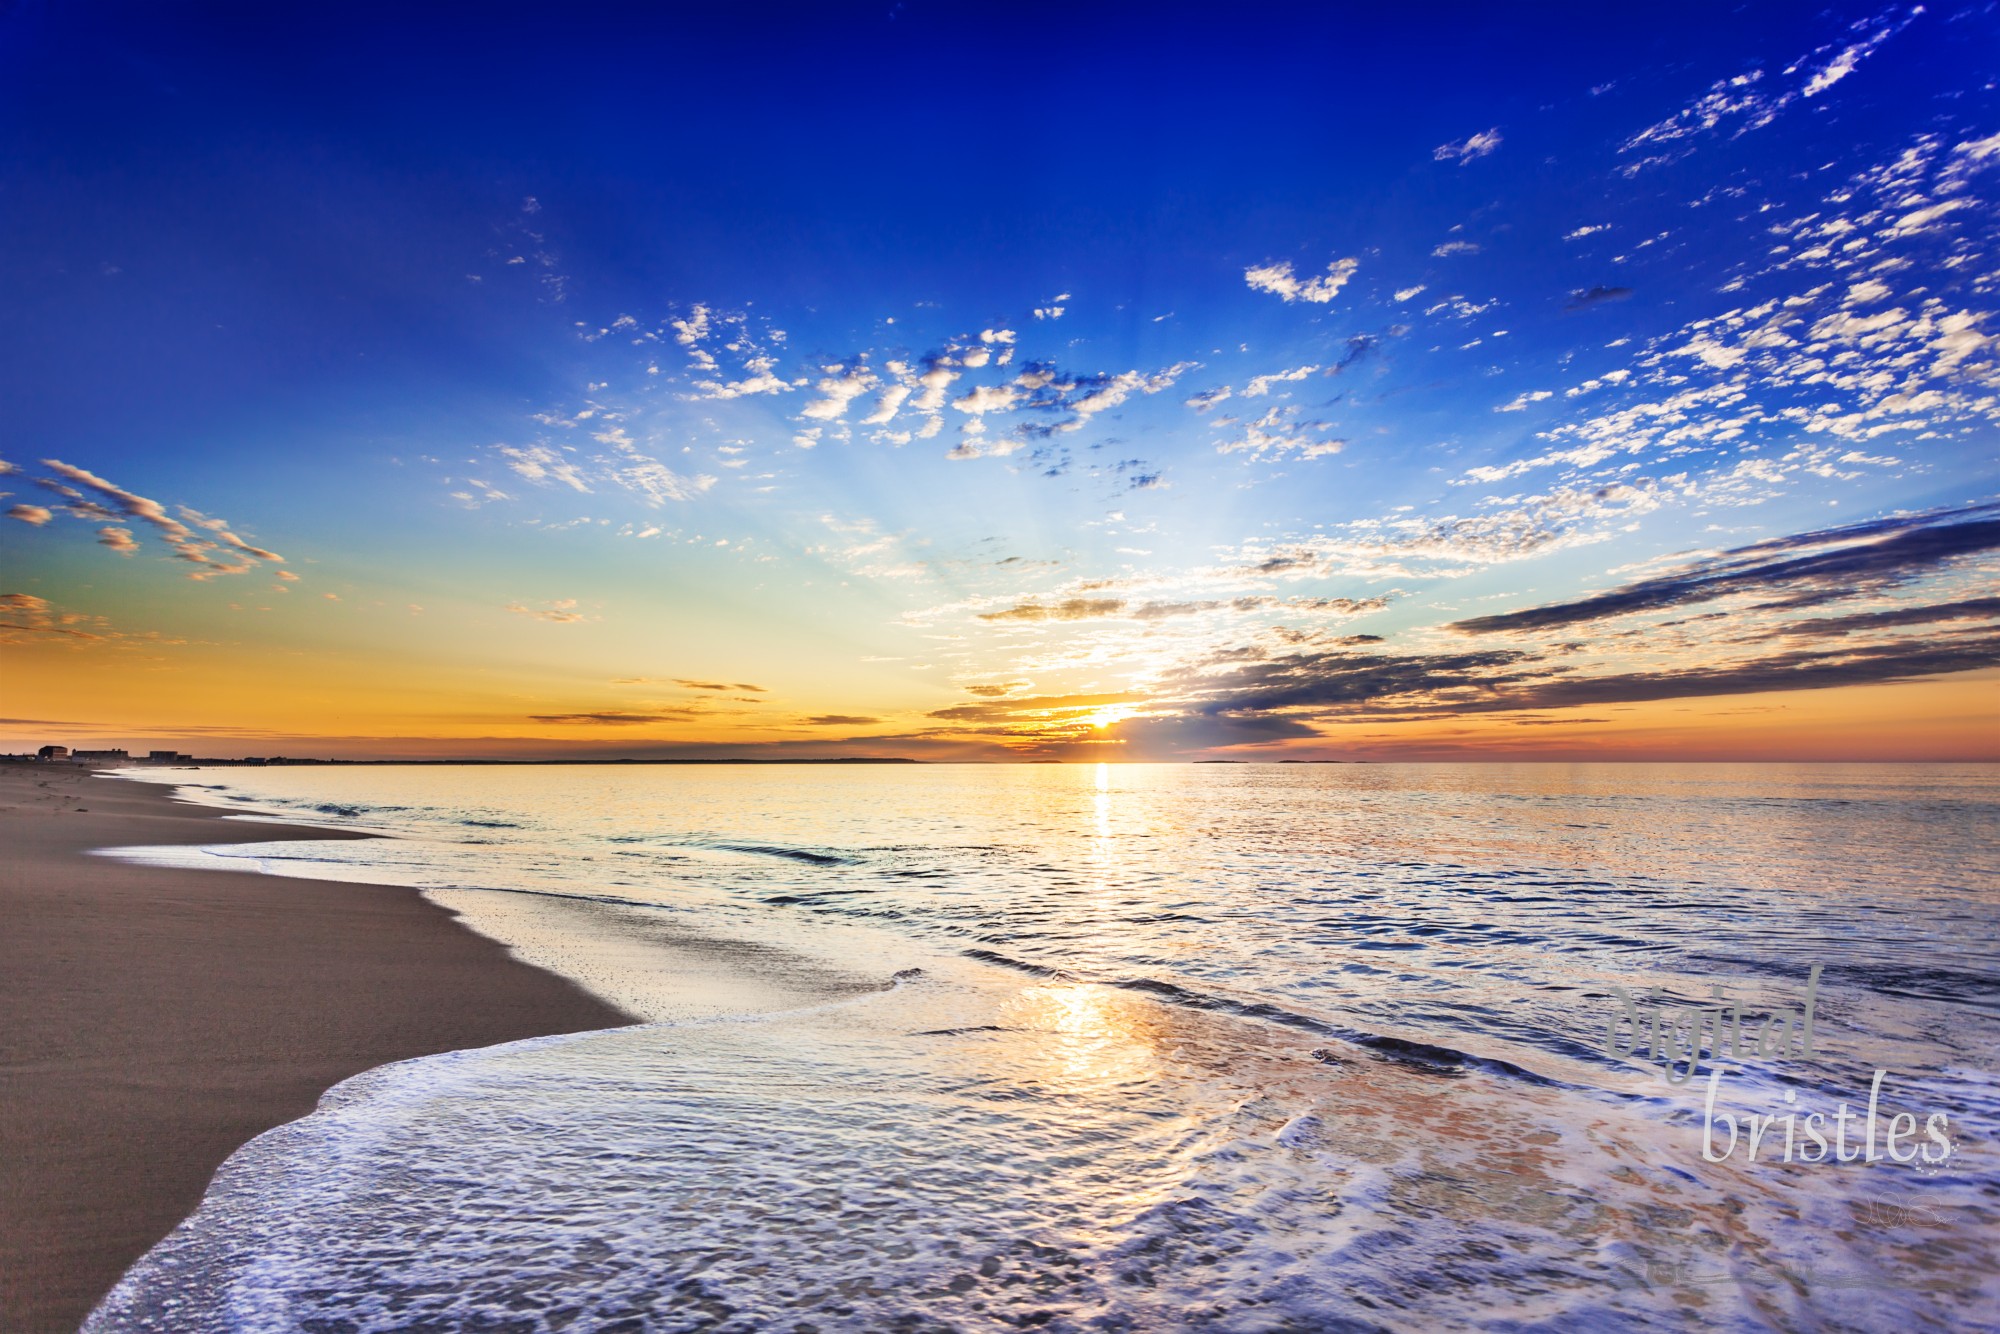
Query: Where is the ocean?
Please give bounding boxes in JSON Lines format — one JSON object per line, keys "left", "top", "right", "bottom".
{"left": 84, "top": 763, "right": 1999, "bottom": 1332}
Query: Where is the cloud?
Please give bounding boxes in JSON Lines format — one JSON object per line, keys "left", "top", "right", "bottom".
{"left": 805, "top": 715, "right": 879, "bottom": 726}
{"left": 1450, "top": 503, "right": 2000, "bottom": 634}
{"left": 499, "top": 445, "right": 593, "bottom": 493}
{"left": 1619, "top": 7, "right": 1921, "bottom": 173}
{"left": 0, "top": 592, "right": 106, "bottom": 641}
{"left": 952, "top": 384, "right": 1022, "bottom": 415}
{"left": 971, "top": 592, "right": 1386, "bottom": 627}
{"left": 1228, "top": 482, "right": 1664, "bottom": 578}
{"left": 0, "top": 591, "right": 170, "bottom": 646}
{"left": 911, "top": 364, "right": 958, "bottom": 412}
{"left": 801, "top": 365, "right": 878, "bottom": 421}
{"left": 1567, "top": 285, "right": 1633, "bottom": 309}
{"left": 1393, "top": 285, "right": 1427, "bottom": 303}
{"left": 6, "top": 504, "right": 51, "bottom": 525}
{"left": 499, "top": 434, "right": 712, "bottom": 505}
{"left": 1431, "top": 241, "right": 1480, "bottom": 258}
{"left": 506, "top": 598, "right": 588, "bottom": 623}
{"left": 671, "top": 304, "right": 717, "bottom": 371}
{"left": 1242, "top": 366, "right": 1317, "bottom": 397}
{"left": 677, "top": 679, "right": 766, "bottom": 692}
{"left": 1433, "top": 128, "right": 1502, "bottom": 164}
{"left": 980, "top": 598, "right": 1128, "bottom": 622}
{"left": 691, "top": 368, "right": 790, "bottom": 399}
{"left": 926, "top": 690, "right": 1137, "bottom": 724}
{"left": 861, "top": 383, "right": 912, "bottom": 425}
{"left": 35, "top": 460, "right": 284, "bottom": 578}
{"left": 96, "top": 526, "right": 138, "bottom": 553}
{"left": 1753, "top": 596, "right": 2000, "bottom": 639}
{"left": 1056, "top": 362, "right": 1197, "bottom": 431}
{"left": 596, "top": 429, "right": 716, "bottom": 504}
{"left": 1213, "top": 405, "right": 1345, "bottom": 461}
{"left": 530, "top": 711, "right": 691, "bottom": 724}
{"left": 1170, "top": 631, "right": 2000, "bottom": 724}
{"left": 1564, "top": 225, "right": 1611, "bottom": 241}
{"left": 1244, "top": 257, "right": 1359, "bottom": 304}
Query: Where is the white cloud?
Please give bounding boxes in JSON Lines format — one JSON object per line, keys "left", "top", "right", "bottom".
{"left": 1063, "top": 362, "right": 1197, "bottom": 428}
{"left": 1495, "top": 389, "right": 1554, "bottom": 412}
{"left": 1620, "top": 8, "right": 1920, "bottom": 174}
{"left": 952, "top": 384, "right": 1022, "bottom": 415}
{"left": 671, "top": 304, "right": 719, "bottom": 371}
{"left": 1954, "top": 132, "right": 2000, "bottom": 163}
{"left": 1881, "top": 198, "right": 1971, "bottom": 239}
{"left": 691, "top": 367, "right": 789, "bottom": 399}
{"left": 861, "top": 383, "right": 912, "bottom": 425}
{"left": 1214, "top": 405, "right": 1345, "bottom": 461}
{"left": 1668, "top": 335, "right": 1747, "bottom": 370}
{"left": 1242, "top": 366, "right": 1317, "bottom": 396}
{"left": 912, "top": 365, "right": 958, "bottom": 412}
{"left": 500, "top": 444, "right": 594, "bottom": 492}
{"left": 801, "top": 366, "right": 878, "bottom": 421}
{"left": 1433, "top": 128, "right": 1502, "bottom": 164}
{"left": 1564, "top": 224, "right": 1611, "bottom": 241}
{"left": 1394, "top": 285, "right": 1427, "bottom": 303}
{"left": 500, "top": 433, "right": 712, "bottom": 504}
{"left": 1244, "top": 257, "right": 1359, "bottom": 304}
{"left": 1431, "top": 241, "right": 1480, "bottom": 258}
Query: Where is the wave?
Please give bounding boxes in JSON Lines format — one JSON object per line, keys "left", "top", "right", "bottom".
{"left": 708, "top": 841, "right": 856, "bottom": 866}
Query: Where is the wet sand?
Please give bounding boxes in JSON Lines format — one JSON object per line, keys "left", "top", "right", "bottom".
{"left": 0, "top": 765, "right": 632, "bottom": 1333}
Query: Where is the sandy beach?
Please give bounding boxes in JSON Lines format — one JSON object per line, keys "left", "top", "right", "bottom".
{"left": 0, "top": 765, "right": 632, "bottom": 1333}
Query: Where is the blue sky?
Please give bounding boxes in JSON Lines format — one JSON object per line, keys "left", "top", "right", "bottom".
{"left": 3, "top": 1, "right": 1997, "bottom": 759}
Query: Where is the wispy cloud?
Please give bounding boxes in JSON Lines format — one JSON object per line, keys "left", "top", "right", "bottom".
{"left": 29, "top": 460, "right": 286, "bottom": 580}
{"left": 506, "top": 598, "right": 589, "bottom": 623}
{"left": 1619, "top": 6, "right": 1922, "bottom": 174}
{"left": 1450, "top": 503, "right": 2000, "bottom": 634}
{"left": 1433, "top": 128, "right": 1501, "bottom": 164}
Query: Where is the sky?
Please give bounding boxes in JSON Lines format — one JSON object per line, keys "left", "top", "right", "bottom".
{"left": 2, "top": 0, "right": 1997, "bottom": 761}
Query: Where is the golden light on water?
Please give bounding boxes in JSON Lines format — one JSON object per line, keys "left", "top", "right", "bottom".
{"left": 1005, "top": 983, "right": 1162, "bottom": 1093}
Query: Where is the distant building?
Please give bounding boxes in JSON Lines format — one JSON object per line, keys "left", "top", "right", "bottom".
{"left": 71, "top": 748, "right": 130, "bottom": 763}
{"left": 36, "top": 745, "right": 69, "bottom": 761}
{"left": 145, "top": 750, "right": 192, "bottom": 763}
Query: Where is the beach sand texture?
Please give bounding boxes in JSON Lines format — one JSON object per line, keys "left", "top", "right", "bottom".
{"left": 0, "top": 765, "right": 631, "bottom": 1333}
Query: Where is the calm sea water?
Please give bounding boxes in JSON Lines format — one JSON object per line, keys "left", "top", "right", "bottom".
{"left": 88, "top": 763, "right": 1999, "bottom": 1332}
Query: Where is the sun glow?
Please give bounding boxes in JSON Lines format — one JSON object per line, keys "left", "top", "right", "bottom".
{"left": 1086, "top": 704, "right": 1139, "bottom": 731}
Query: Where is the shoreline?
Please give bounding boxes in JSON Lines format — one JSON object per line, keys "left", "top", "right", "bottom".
{"left": 0, "top": 764, "right": 634, "bottom": 1333}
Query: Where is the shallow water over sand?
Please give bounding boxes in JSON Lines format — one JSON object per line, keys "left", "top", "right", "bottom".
{"left": 91, "top": 763, "right": 2000, "bottom": 1331}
